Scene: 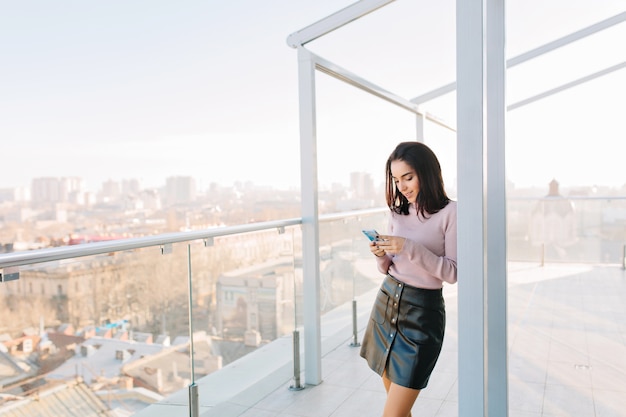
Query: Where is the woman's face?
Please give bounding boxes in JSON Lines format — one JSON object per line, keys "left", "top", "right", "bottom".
{"left": 391, "top": 159, "right": 419, "bottom": 203}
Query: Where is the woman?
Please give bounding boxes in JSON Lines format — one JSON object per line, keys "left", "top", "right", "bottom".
{"left": 360, "top": 141, "right": 457, "bottom": 417}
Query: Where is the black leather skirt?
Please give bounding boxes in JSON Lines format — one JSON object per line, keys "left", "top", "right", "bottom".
{"left": 360, "top": 274, "right": 445, "bottom": 390}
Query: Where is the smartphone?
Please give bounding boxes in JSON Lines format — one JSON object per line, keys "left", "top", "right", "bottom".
{"left": 362, "top": 229, "right": 381, "bottom": 242}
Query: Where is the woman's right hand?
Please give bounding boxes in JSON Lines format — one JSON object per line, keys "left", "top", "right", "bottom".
{"left": 370, "top": 241, "right": 386, "bottom": 257}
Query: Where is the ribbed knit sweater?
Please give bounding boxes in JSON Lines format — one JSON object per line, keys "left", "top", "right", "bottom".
{"left": 376, "top": 200, "right": 457, "bottom": 289}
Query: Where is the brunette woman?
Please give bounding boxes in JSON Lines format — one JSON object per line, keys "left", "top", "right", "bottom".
{"left": 360, "top": 141, "right": 457, "bottom": 417}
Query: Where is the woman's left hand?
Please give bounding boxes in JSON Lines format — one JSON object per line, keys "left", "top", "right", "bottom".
{"left": 375, "top": 235, "right": 405, "bottom": 255}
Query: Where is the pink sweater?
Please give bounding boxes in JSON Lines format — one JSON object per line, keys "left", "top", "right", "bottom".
{"left": 376, "top": 201, "right": 457, "bottom": 289}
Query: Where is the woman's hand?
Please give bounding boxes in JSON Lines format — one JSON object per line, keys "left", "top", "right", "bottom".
{"left": 374, "top": 235, "right": 405, "bottom": 255}
{"left": 369, "top": 241, "right": 386, "bottom": 257}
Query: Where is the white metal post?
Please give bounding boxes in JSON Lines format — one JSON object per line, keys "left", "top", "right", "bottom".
{"left": 486, "top": 0, "right": 509, "bottom": 415}
{"left": 297, "top": 46, "right": 323, "bottom": 385}
{"left": 456, "top": 0, "right": 486, "bottom": 416}
{"left": 415, "top": 113, "right": 425, "bottom": 142}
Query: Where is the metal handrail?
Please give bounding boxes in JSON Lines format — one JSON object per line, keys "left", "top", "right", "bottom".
{"left": 318, "top": 207, "right": 386, "bottom": 222}
{"left": 0, "top": 207, "right": 388, "bottom": 270}
{"left": 0, "top": 218, "right": 300, "bottom": 269}
{"left": 508, "top": 195, "right": 626, "bottom": 201}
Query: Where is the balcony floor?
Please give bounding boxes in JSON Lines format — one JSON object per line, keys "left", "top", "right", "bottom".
{"left": 233, "top": 262, "right": 626, "bottom": 417}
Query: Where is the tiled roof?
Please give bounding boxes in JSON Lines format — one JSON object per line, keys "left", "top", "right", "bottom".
{"left": 0, "top": 380, "right": 111, "bottom": 417}
{"left": 47, "top": 337, "right": 166, "bottom": 383}
{"left": 122, "top": 338, "right": 221, "bottom": 395}
{"left": 0, "top": 351, "right": 37, "bottom": 389}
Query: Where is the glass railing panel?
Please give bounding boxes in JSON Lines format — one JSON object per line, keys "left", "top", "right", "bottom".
{"left": 506, "top": 262, "right": 626, "bottom": 416}
{"left": 188, "top": 226, "right": 301, "bottom": 350}
{"left": 289, "top": 225, "right": 305, "bottom": 390}
{"left": 0, "top": 221, "right": 305, "bottom": 416}
{"left": 507, "top": 196, "right": 626, "bottom": 415}
{"left": 318, "top": 217, "right": 350, "bottom": 314}
{"left": 570, "top": 197, "right": 626, "bottom": 264}
{"left": 318, "top": 210, "right": 388, "bottom": 316}
{"left": 291, "top": 225, "right": 304, "bottom": 332}
{"left": 186, "top": 225, "right": 304, "bottom": 401}
{"left": 507, "top": 197, "right": 626, "bottom": 264}
{"left": 0, "top": 242, "right": 192, "bottom": 416}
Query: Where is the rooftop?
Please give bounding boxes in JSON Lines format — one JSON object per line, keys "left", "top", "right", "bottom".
{"left": 1, "top": 2, "right": 625, "bottom": 416}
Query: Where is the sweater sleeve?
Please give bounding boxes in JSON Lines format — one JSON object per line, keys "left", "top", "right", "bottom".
{"left": 375, "top": 252, "right": 393, "bottom": 274}
{"left": 402, "top": 239, "right": 457, "bottom": 284}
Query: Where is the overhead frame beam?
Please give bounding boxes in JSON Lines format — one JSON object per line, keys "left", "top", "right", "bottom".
{"left": 508, "top": 60, "right": 626, "bottom": 110}
{"left": 412, "top": 10, "right": 626, "bottom": 105}
{"left": 311, "top": 51, "right": 456, "bottom": 132}
{"left": 286, "top": 0, "right": 395, "bottom": 48}
{"left": 507, "top": 11, "right": 626, "bottom": 67}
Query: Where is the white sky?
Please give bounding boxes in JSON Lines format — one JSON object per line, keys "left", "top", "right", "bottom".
{"left": 1, "top": 0, "right": 625, "bottom": 193}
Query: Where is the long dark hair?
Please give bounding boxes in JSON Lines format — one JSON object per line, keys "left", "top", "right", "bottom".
{"left": 385, "top": 141, "right": 450, "bottom": 218}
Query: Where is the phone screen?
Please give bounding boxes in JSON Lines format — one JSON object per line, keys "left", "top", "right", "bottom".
{"left": 362, "top": 229, "right": 380, "bottom": 241}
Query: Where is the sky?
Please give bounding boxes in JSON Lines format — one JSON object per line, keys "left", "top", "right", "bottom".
{"left": 1, "top": 0, "right": 625, "bottom": 194}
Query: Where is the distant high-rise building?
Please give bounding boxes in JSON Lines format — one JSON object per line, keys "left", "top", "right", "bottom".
{"left": 15, "top": 186, "right": 31, "bottom": 202}
{"left": 0, "top": 188, "right": 14, "bottom": 203}
{"left": 101, "top": 179, "right": 121, "bottom": 202}
{"left": 350, "top": 171, "right": 375, "bottom": 199}
{"left": 32, "top": 177, "right": 60, "bottom": 203}
{"left": 122, "top": 178, "right": 141, "bottom": 196}
{"left": 165, "top": 176, "right": 196, "bottom": 205}
{"left": 141, "top": 189, "right": 162, "bottom": 210}
{"left": 31, "top": 177, "right": 84, "bottom": 204}
{"left": 122, "top": 178, "right": 141, "bottom": 195}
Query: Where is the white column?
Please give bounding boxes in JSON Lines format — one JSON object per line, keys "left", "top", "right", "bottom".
{"left": 456, "top": 0, "right": 486, "bottom": 415}
{"left": 297, "top": 46, "right": 323, "bottom": 385}
{"left": 457, "top": 0, "right": 509, "bottom": 415}
{"left": 486, "top": 0, "right": 508, "bottom": 416}
{"left": 415, "top": 113, "right": 425, "bottom": 142}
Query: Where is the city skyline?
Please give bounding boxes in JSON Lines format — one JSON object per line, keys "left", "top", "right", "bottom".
{"left": 5, "top": 168, "right": 626, "bottom": 198}
{"left": 2, "top": 1, "right": 625, "bottom": 192}
{"left": 1, "top": 171, "right": 369, "bottom": 198}
{"left": 4, "top": 171, "right": 626, "bottom": 202}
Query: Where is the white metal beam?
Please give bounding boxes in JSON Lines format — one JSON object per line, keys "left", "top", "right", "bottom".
{"left": 297, "top": 47, "right": 323, "bottom": 386}
{"left": 507, "top": 11, "right": 626, "bottom": 67}
{"left": 457, "top": 1, "right": 509, "bottom": 415}
{"left": 508, "top": 60, "right": 626, "bottom": 110}
{"left": 311, "top": 51, "right": 456, "bottom": 132}
{"left": 415, "top": 113, "right": 425, "bottom": 142}
{"left": 486, "top": 0, "right": 508, "bottom": 415}
{"left": 456, "top": 0, "right": 486, "bottom": 415}
{"left": 413, "top": 10, "right": 626, "bottom": 105}
{"left": 286, "top": 0, "right": 395, "bottom": 48}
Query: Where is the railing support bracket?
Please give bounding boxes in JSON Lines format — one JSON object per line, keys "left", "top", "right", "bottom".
{"left": 0, "top": 267, "right": 19, "bottom": 282}
{"left": 349, "top": 299, "right": 361, "bottom": 347}
{"left": 289, "top": 329, "right": 305, "bottom": 391}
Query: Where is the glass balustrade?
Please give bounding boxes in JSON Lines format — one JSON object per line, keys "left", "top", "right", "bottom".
{"left": 0, "top": 225, "right": 303, "bottom": 416}
{"left": 508, "top": 197, "right": 626, "bottom": 264}
{"left": 1, "top": 199, "right": 624, "bottom": 416}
